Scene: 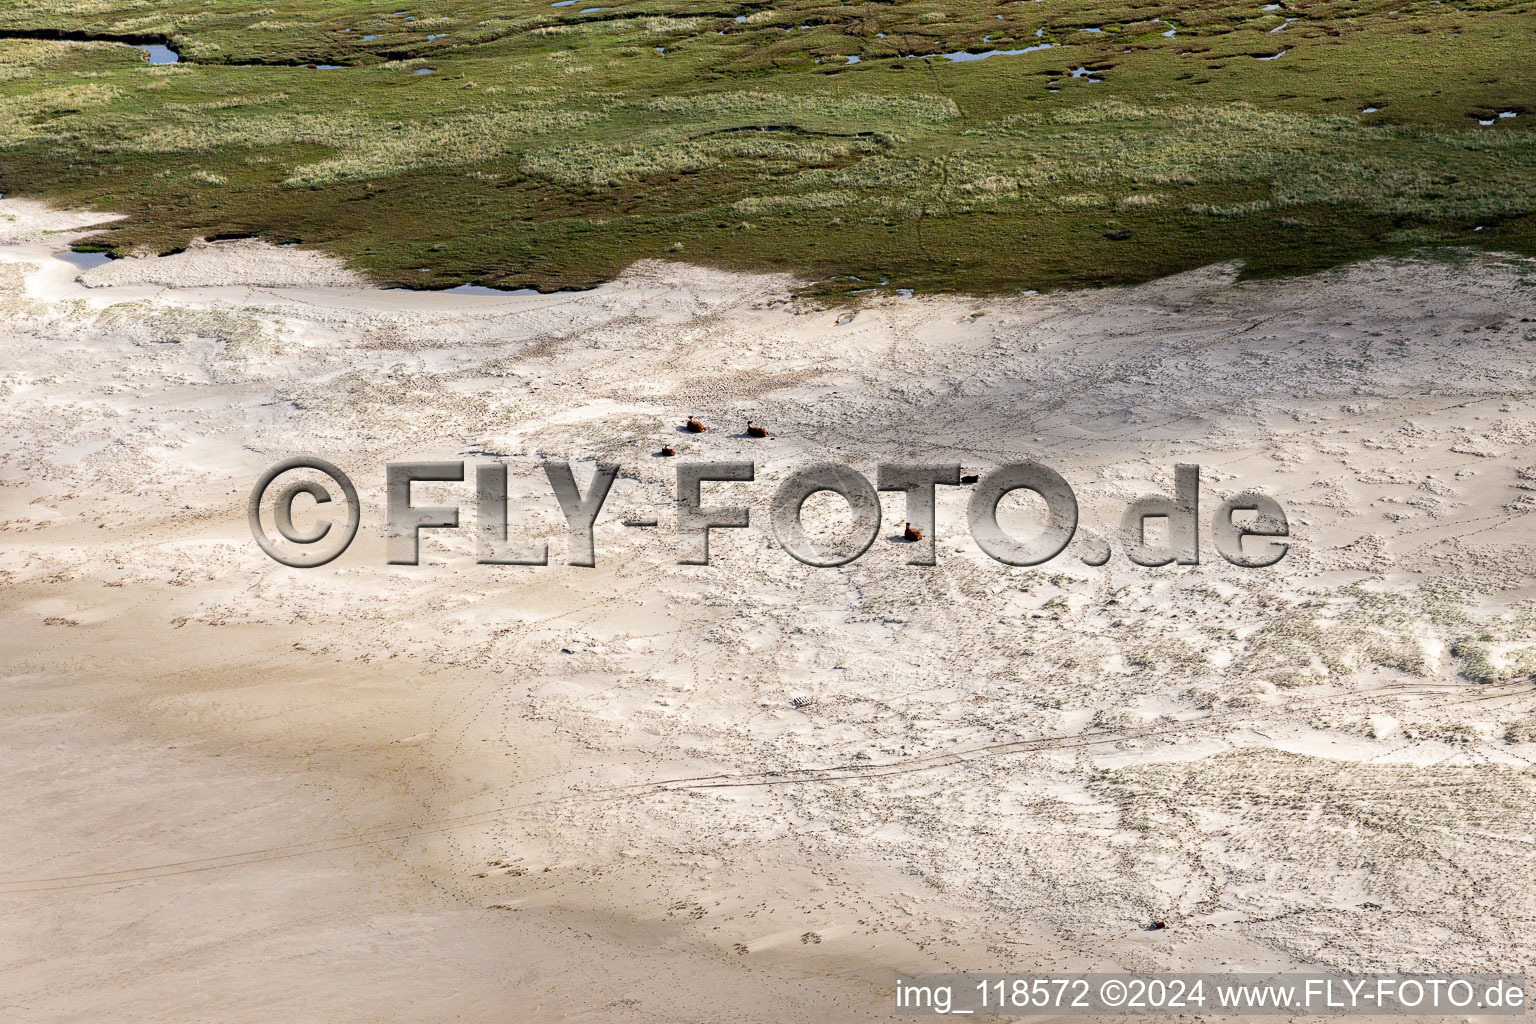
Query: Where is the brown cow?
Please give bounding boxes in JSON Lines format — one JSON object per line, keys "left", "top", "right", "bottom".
{"left": 746, "top": 422, "right": 770, "bottom": 438}
{"left": 903, "top": 523, "right": 924, "bottom": 542}
{"left": 685, "top": 417, "right": 707, "bottom": 433}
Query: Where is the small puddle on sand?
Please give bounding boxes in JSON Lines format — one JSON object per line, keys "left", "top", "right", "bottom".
{"left": 411, "top": 67, "right": 436, "bottom": 74}
{"left": 444, "top": 284, "right": 539, "bottom": 296}
{"left": 56, "top": 250, "right": 112, "bottom": 272}
{"left": 1478, "top": 111, "right": 1518, "bottom": 125}
{"left": 389, "top": 283, "right": 540, "bottom": 296}
{"left": 1070, "top": 65, "right": 1105, "bottom": 81}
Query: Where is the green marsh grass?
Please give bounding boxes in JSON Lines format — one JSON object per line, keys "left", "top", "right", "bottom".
{"left": 0, "top": 0, "right": 1530, "bottom": 291}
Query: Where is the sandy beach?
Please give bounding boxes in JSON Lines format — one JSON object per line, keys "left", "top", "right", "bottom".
{"left": 2, "top": 197, "right": 1535, "bottom": 1021}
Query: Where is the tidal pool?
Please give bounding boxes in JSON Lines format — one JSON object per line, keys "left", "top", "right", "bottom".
{"left": 941, "top": 42, "right": 1052, "bottom": 61}
{"left": 134, "top": 43, "right": 180, "bottom": 64}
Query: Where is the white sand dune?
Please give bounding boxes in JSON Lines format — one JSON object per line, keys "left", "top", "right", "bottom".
{"left": 2, "top": 199, "right": 1535, "bottom": 1021}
